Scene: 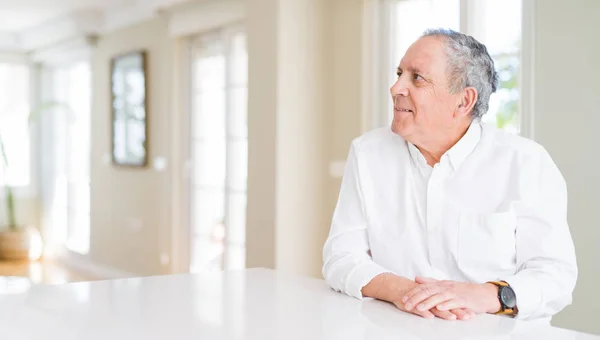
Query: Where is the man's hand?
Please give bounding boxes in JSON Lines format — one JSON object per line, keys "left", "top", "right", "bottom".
{"left": 402, "top": 277, "right": 501, "bottom": 315}
{"left": 362, "top": 273, "right": 475, "bottom": 320}
{"left": 392, "top": 293, "right": 475, "bottom": 320}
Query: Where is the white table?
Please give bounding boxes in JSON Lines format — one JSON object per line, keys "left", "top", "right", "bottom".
{"left": 0, "top": 268, "right": 597, "bottom": 340}
{"left": 0, "top": 276, "right": 31, "bottom": 295}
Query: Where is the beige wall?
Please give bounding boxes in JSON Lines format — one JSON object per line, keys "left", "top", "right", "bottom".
{"left": 532, "top": 0, "right": 600, "bottom": 334}
{"left": 90, "top": 17, "right": 175, "bottom": 276}
{"left": 246, "top": 0, "right": 333, "bottom": 278}
{"left": 246, "top": 0, "right": 278, "bottom": 270}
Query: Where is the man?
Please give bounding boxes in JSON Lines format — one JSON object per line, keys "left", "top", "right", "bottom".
{"left": 322, "top": 29, "right": 577, "bottom": 322}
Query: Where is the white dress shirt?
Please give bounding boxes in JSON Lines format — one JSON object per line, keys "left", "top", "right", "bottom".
{"left": 322, "top": 122, "right": 577, "bottom": 321}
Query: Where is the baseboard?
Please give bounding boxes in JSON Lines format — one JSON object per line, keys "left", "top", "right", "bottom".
{"left": 58, "top": 250, "right": 136, "bottom": 280}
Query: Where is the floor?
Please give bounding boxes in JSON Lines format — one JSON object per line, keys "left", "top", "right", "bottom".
{"left": 0, "top": 258, "right": 92, "bottom": 285}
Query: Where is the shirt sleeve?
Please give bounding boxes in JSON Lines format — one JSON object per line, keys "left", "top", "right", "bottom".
{"left": 501, "top": 146, "right": 578, "bottom": 320}
{"left": 322, "top": 141, "right": 391, "bottom": 299}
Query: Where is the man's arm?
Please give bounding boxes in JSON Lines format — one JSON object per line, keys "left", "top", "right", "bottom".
{"left": 499, "top": 147, "right": 577, "bottom": 320}
{"left": 322, "top": 142, "right": 392, "bottom": 298}
{"left": 323, "top": 142, "right": 473, "bottom": 320}
{"left": 402, "top": 146, "right": 577, "bottom": 319}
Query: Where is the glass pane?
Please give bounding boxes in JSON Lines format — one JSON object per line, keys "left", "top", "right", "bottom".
{"left": 191, "top": 188, "right": 225, "bottom": 236}
{"left": 473, "top": 0, "right": 521, "bottom": 133}
{"left": 226, "top": 192, "right": 246, "bottom": 246}
{"left": 193, "top": 140, "right": 226, "bottom": 187}
{"left": 224, "top": 245, "right": 245, "bottom": 271}
{"left": 125, "top": 69, "right": 146, "bottom": 110}
{"left": 66, "top": 213, "right": 90, "bottom": 254}
{"left": 482, "top": 54, "right": 520, "bottom": 133}
{"left": 190, "top": 236, "right": 224, "bottom": 272}
{"left": 113, "top": 119, "right": 127, "bottom": 162}
{"left": 229, "top": 87, "right": 248, "bottom": 138}
{"left": 471, "top": 0, "right": 521, "bottom": 55}
{"left": 68, "top": 183, "right": 90, "bottom": 214}
{"left": 52, "top": 62, "right": 91, "bottom": 254}
{"left": 227, "top": 140, "right": 247, "bottom": 191}
{"left": 126, "top": 119, "right": 147, "bottom": 162}
{"left": 193, "top": 48, "right": 226, "bottom": 91}
{"left": 230, "top": 32, "right": 248, "bottom": 86}
{"left": 192, "top": 90, "right": 226, "bottom": 139}
{"left": 0, "top": 63, "right": 30, "bottom": 187}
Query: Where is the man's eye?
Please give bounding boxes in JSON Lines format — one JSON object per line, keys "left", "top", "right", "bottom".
{"left": 413, "top": 74, "right": 424, "bottom": 81}
{"left": 396, "top": 72, "right": 402, "bottom": 78}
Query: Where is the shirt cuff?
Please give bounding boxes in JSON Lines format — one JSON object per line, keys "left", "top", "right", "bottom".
{"left": 501, "top": 274, "right": 543, "bottom": 320}
{"left": 346, "top": 261, "right": 391, "bottom": 299}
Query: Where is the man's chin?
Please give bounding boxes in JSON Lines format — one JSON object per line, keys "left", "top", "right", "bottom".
{"left": 391, "top": 119, "right": 413, "bottom": 139}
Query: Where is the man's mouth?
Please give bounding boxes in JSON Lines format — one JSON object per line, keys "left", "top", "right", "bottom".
{"left": 395, "top": 108, "right": 413, "bottom": 113}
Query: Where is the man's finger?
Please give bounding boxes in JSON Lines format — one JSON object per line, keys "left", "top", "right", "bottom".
{"left": 436, "top": 298, "right": 468, "bottom": 312}
{"left": 449, "top": 308, "right": 472, "bottom": 320}
{"left": 403, "top": 284, "right": 445, "bottom": 311}
{"left": 431, "top": 308, "right": 457, "bottom": 320}
{"left": 415, "top": 276, "right": 437, "bottom": 284}
{"left": 416, "top": 292, "right": 455, "bottom": 312}
{"left": 414, "top": 309, "right": 435, "bottom": 319}
{"left": 402, "top": 283, "right": 439, "bottom": 303}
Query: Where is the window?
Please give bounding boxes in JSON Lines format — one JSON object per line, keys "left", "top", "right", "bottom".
{"left": 48, "top": 62, "right": 91, "bottom": 255}
{"left": 188, "top": 27, "right": 247, "bottom": 272}
{"left": 384, "top": 0, "right": 522, "bottom": 133}
{"left": 0, "top": 63, "right": 30, "bottom": 187}
{"left": 471, "top": 0, "right": 521, "bottom": 133}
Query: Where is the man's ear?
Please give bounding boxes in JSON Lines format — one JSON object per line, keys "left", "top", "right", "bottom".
{"left": 455, "top": 87, "right": 478, "bottom": 118}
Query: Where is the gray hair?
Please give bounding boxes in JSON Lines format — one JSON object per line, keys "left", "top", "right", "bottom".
{"left": 422, "top": 28, "right": 498, "bottom": 120}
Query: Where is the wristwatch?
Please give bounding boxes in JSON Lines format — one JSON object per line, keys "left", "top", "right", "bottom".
{"left": 487, "top": 281, "right": 518, "bottom": 316}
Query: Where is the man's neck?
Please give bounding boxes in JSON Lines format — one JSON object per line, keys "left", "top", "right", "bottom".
{"left": 413, "top": 123, "right": 471, "bottom": 167}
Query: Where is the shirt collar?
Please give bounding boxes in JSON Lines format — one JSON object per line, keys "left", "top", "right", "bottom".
{"left": 407, "top": 121, "right": 482, "bottom": 171}
{"left": 446, "top": 121, "right": 482, "bottom": 171}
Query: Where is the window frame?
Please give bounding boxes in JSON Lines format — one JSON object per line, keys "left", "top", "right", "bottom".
{"left": 180, "top": 23, "right": 248, "bottom": 273}
{"left": 38, "top": 60, "right": 92, "bottom": 256}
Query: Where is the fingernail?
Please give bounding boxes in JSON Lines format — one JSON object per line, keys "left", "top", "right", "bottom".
{"left": 405, "top": 303, "right": 412, "bottom": 310}
{"left": 417, "top": 304, "right": 425, "bottom": 311}
{"left": 402, "top": 296, "right": 408, "bottom": 303}
{"left": 449, "top": 314, "right": 456, "bottom": 320}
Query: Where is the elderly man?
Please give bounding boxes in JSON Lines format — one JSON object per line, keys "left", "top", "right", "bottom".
{"left": 322, "top": 29, "right": 577, "bottom": 322}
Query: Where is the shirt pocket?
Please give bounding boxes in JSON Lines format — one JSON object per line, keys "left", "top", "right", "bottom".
{"left": 457, "top": 210, "right": 517, "bottom": 278}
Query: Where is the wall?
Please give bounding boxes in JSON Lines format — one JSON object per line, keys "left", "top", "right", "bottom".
{"left": 246, "top": 0, "right": 278, "bottom": 271}
{"left": 246, "top": 0, "right": 333, "bottom": 278}
{"left": 532, "top": 0, "right": 600, "bottom": 334}
{"left": 275, "top": 0, "right": 330, "bottom": 277}
{"left": 90, "top": 17, "right": 175, "bottom": 276}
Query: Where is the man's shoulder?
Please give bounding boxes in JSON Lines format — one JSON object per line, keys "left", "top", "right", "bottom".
{"left": 482, "top": 123, "right": 547, "bottom": 158}
{"left": 352, "top": 127, "right": 404, "bottom": 151}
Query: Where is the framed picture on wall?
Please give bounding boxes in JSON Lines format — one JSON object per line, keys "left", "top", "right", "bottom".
{"left": 110, "top": 50, "right": 148, "bottom": 167}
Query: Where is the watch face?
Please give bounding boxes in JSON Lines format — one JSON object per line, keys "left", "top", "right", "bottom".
{"left": 500, "top": 286, "right": 517, "bottom": 308}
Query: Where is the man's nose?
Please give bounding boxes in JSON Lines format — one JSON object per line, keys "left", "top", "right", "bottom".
{"left": 390, "top": 77, "right": 409, "bottom": 97}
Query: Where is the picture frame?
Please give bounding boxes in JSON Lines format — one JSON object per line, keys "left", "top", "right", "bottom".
{"left": 110, "top": 50, "right": 148, "bottom": 167}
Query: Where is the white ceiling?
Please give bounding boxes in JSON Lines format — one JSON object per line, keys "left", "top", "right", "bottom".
{"left": 0, "top": 0, "right": 135, "bottom": 32}
{"left": 0, "top": 0, "right": 189, "bottom": 52}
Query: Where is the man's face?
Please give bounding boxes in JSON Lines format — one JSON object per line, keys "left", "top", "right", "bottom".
{"left": 390, "top": 36, "right": 462, "bottom": 142}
